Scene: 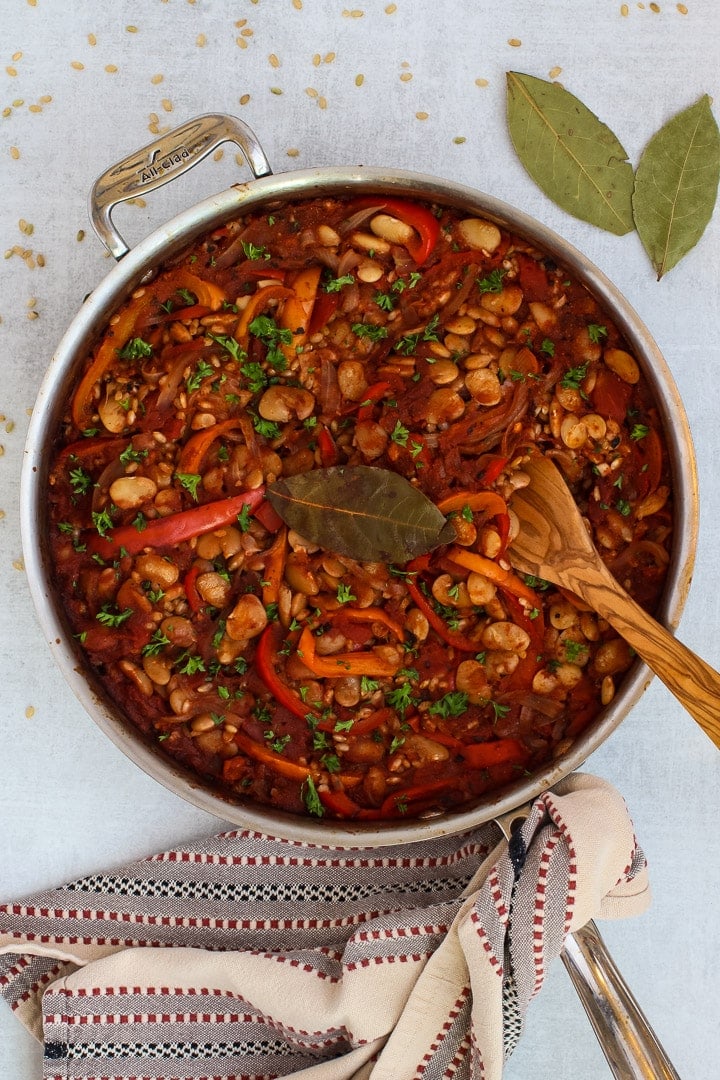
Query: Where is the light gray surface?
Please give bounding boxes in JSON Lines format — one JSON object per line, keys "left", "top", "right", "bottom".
{"left": 1, "top": 2, "right": 718, "bottom": 1077}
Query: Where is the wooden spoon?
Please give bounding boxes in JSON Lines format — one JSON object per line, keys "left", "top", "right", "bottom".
{"left": 508, "top": 455, "right": 720, "bottom": 750}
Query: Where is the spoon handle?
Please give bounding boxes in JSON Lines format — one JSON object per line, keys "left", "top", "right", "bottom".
{"left": 565, "top": 565, "right": 720, "bottom": 750}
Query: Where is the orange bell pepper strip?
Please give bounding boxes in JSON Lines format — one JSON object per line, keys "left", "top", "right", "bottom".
{"left": 436, "top": 491, "right": 508, "bottom": 517}
{"left": 336, "top": 606, "right": 405, "bottom": 641}
{"left": 461, "top": 737, "right": 527, "bottom": 769}
{"left": 72, "top": 292, "right": 158, "bottom": 429}
{"left": 297, "top": 626, "right": 401, "bottom": 678}
{"left": 279, "top": 266, "right": 322, "bottom": 362}
{"left": 87, "top": 487, "right": 266, "bottom": 558}
{"left": 224, "top": 732, "right": 312, "bottom": 783}
{"left": 236, "top": 284, "right": 294, "bottom": 344}
{"left": 180, "top": 273, "right": 227, "bottom": 311}
{"left": 177, "top": 418, "right": 246, "bottom": 475}
{"left": 261, "top": 527, "right": 288, "bottom": 608}
{"left": 379, "top": 778, "right": 459, "bottom": 817}
{"left": 446, "top": 547, "right": 539, "bottom": 605}
{"left": 318, "top": 788, "right": 364, "bottom": 818}
{"left": 71, "top": 272, "right": 226, "bottom": 430}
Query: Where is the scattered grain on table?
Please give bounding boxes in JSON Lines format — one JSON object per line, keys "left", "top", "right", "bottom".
{"left": 549, "top": 65, "right": 562, "bottom": 79}
{"left": 342, "top": 9, "right": 365, "bottom": 17}
{"left": 416, "top": 111, "right": 429, "bottom": 120}
{"left": 475, "top": 78, "right": 489, "bottom": 88}
{"left": 355, "top": 73, "right": 364, "bottom": 86}
{"left": 25, "top": 706, "right": 35, "bottom": 720}
{"left": 293, "top": 0, "right": 303, "bottom": 9}
{"left": 324, "top": 52, "right": 336, "bottom": 64}
{"left": 196, "top": 34, "right": 207, "bottom": 47}
{"left": 105, "top": 64, "right": 118, "bottom": 74}
{"left": 312, "top": 53, "right": 321, "bottom": 66}
{"left": 287, "top": 148, "right": 300, "bottom": 157}
{"left": 70, "top": 61, "right": 85, "bottom": 71}
{"left": 161, "top": 98, "right": 173, "bottom": 112}
{"left": 213, "top": 149, "right": 224, "bottom": 162}
{"left": 151, "top": 73, "right": 164, "bottom": 84}
{"left": 77, "top": 230, "right": 85, "bottom": 242}
{"left": 18, "top": 220, "right": 34, "bottom": 236}
{"left": 126, "top": 25, "right": 139, "bottom": 34}
{"left": 6, "top": 419, "right": 15, "bottom": 434}
{"left": 453, "top": 136, "right": 466, "bottom": 144}
{"left": 13, "top": 558, "right": 25, "bottom": 572}
{"left": 6, "top": 67, "right": 18, "bottom": 77}
{"left": 270, "top": 87, "right": 283, "bottom": 95}
{"left": 269, "top": 53, "right": 281, "bottom": 68}
{"left": 621, "top": 2, "right": 629, "bottom": 11}
{"left": 10, "top": 147, "right": 20, "bottom": 160}
{"left": 385, "top": 3, "right": 397, "bottom": 12}
{"left": 508, "top": 38, "right": 522, "bottom": 47}
{"left": 650, "top": 2, "right": 660, "bottom": 10}
{"left": 87, "top": 33, "right": 97, "bottom": 46}
{"left": 239, "top": 93, "right": 251, "bottom": 105}
{"left": 677, "top": 2, "right": 688, "bottom": 11}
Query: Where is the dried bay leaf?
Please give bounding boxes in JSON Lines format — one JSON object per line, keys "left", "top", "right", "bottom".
{"left": 266, "top": 466, "right": 455, "bottom": 564}
{"left": 506, "top": 72, "right": 635, "bottom": 236}
{"left": 633, "top": 95, "right": 720, "bottom": 279}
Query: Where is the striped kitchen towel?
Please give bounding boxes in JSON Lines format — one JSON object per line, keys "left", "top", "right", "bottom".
{"left": 0, "top": 773, "right": 649, "bottom": 1080}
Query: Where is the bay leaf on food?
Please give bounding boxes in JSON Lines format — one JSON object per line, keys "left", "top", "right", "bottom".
{"left": 632, "top": 95, "right": 720, "bottom": 279}
{"left": 266, "top": 466, "right": 455, "bottom": 564}
{"left": 506, "top": 71, "right": 635, "bottom": 236}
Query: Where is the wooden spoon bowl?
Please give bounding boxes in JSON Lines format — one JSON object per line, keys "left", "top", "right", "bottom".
{"left": 509, "top": 455, "right": 720, "bottom": 749}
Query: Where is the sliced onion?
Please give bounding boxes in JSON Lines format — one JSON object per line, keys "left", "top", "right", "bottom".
{"left": 339, "top": 205, "right": 385, "bottom": 235}
{"left": 319, "top": 354, "right": 341, "bottom": 419}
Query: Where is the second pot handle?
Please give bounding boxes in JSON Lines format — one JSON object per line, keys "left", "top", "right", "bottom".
{"left": 89, "top": 113, "right": 273, "bottom": 260}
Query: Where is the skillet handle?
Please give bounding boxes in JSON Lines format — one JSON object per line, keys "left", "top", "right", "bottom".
{"left": 561, "top": 920, "right": 681, "bottom": 1080}
{"left": 89, "top": 113, "right": 273, "bottom": 260}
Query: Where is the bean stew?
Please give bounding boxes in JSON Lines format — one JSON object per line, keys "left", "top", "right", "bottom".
{"left": 48, "top": 195, "right": 673, "bottom": 820}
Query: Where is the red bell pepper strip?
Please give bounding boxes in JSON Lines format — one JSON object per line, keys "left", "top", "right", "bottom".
{"left": 146, "top": 303, "right": 213, "bottom": 325}
{"left": 349, "top": 197, "right": 441, "bottom": 265}
{"left": 318, "top": 788, "right": 364, "bottom": 818}
{"left": 87, "top": 487, "right": 266, "bottom": 558}
{"left": 355, "top": 381, "right": 393, "bottom": 422}
{"left": 255, "top": 624, "right": 323, "bottom": 723}
{"left": 177, "top": 418, "right": 246, "bottom": 475}
{"left": 404, "top": 562, "right": 479, "bottom": 653}
{"left": 479, "top": 455, "right": 510, "bottom": 486}
{"left": 591, "top": 368, "right": 632, "bottom": 423}
{"left": 56, "top": 436, "right": 130, "bottom": 467}
{"left": 516, "top": 253, "right": 552, "bottom": 302}
{"left": 183, "top": 565, "right": 204, "bottom": 613}
{"left": 308, "top": 290, "right": 339, "bottom": 335}
{"left": 333, "top": 606, "right": 405, "bottom": 641}
{"left": 379, "top": 778, "right": 459, "bottom": 817}
{"left": 317, "top": 425, "right": 339, "bottom": 467}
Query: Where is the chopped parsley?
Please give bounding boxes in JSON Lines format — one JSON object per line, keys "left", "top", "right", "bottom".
{"left": 96, "top": 604, "right": 133, "bottom": 628}
{"left": 351, "top": 322, "right": 389, "bottom": 342}
{"left": 118, "top": 337, "right": 152, "bottom": 360}
{"left": 476, "top": 268, "right": 506, "bottom": 294}
{"left": 360, "top": 676, "right": 379, "bottom": 695}
{"left": 142, "top": 629, "right": 171, "bottom": 656}
{"left": 373, "top": 290, "right": 396, "bottom": 312}
{"left": 119, "top": 444, "right": 149, "bottom": 465}
{"left": 91, "top": 507, "right": 114, "bottom": 538}
{"left": 241, "top": 240, "right": 271, "bottom": 261}
{"left": 264, "top": 730, "right": 291, "bottom": 753}
{"left": 175, "top": 652, "right": 206, "bottom": 675}
{"left": 631, "top": 423, "right": 650, "bottom": 441}
{"left": 239, "top": 360, "right": 269, "bottom": 393}
{"left": 386, "top": 683, "right": 417, "bottom": 716}
{"left": 427, "top": 691, "right": 469, "bottom": 719}
{"left": 390, "top": 420, "right": 410, "bottom": 446}
{"left": 210, "top": 334, "right": 245, "bottom": 363}
{"left": 616, "top": 498, "right": 632, "bottom": 517}
{"left": 302, "top": 775, "right": 324, "bottom": 817}
{"left": 248, "top": 315, "right": 292, "bottom": 370}
{"left": 540, "top": 338, "right": 555, "bottom": 357}
{"left": 324, "top": 273, "right": 355, "bottom": 292}
{"left": 563, "top": 639, "right": 588, "bottom": 663}
{"left": 336, "top": 582, "right": 356, "bottom": 604}
{"left": 68, "top": 467, "right": 93, "bottom": 495}
{"left": 251, "top": 413, "right": 282, "bottom": 440}
{"left": 587, "top": 323, "right": 608, "bottom": 344}
{"left": 236, "top": 504, "right": 252, "bottom": 531}
{"left": 186, "top": 359, "right": 216, "bottom": 392}
{"left": 176, "top": 472, "right": 202, "bottom": 501}
{"left": 560, "top": 363, "right": 589, "bottom": 391}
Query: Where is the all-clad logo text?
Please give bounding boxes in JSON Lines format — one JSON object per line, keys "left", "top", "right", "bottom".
{"left": 139, "top": 145, "right": 192, "bottom": 182}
